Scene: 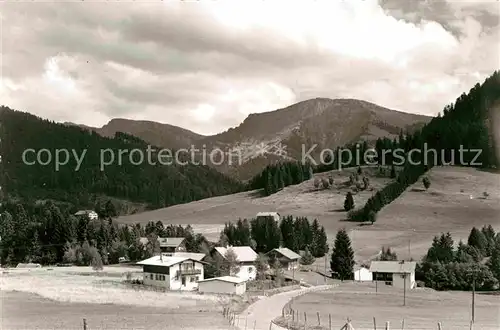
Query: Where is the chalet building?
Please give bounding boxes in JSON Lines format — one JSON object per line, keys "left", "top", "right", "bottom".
{"left": 266, "top": 247, "right": 301, "bottom": 270}
{"left": 137, "top": 252, "right": 206, "bottom": 291}
{"left": 138, "top": 237, "right": 187, "bottom": 253}
{"left": 74, "top": 210, "right": 98, "bottom": 220}
{"left": 256, "top": 212, "right": 280, "bottom": 222}
{"left": 209, "top": 246, "right": 258, "bottom": 281}
{"left": 369, "top": 260, "right": 416, "bottom": 289}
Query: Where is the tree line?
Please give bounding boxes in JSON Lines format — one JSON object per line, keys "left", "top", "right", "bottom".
{"left": 0, "top": 107, "right": 243, "bottom": 211}
{"left": 347, "top": 71, "right": 499, "bottom": 222}
{"left": 416, "top": 225, "right": 500, "bottom": 291}
{"left": 218, "top": 215, "right": 328, "bottom": 258}
{"left": 248, "top": 162, "right": 314, "bottom": 196}
{"left": 0, "top": 199, "right": 211, "bottom": 266}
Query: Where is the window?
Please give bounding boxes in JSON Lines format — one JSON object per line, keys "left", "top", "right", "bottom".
{"left": 190, "top": 276, "right": 195, "bottom": 282}
{"left": 182, "top": 276, "right": 186, "bottom": 286}
{"left": 155, "top": 274, "right": 158, "bottom": 280}
{"left": 150, "top": 274, "right": 153, "bottom": 280}
{"left": 248, "top": 267, "right": 253, "bottom": 273}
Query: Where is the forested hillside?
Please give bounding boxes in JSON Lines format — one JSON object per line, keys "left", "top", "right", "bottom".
{"left": 0, "top": 107, "right": 243, "bottom": 210}
{"left": 348, "top": 71, "right": 500, "bottom": 221}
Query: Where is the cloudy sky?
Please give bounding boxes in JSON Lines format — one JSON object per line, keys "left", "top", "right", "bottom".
{"left": 1, "top": 0, "right": 499, "bottom": 135}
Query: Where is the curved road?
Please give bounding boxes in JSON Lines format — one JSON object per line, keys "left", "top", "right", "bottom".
{"left": 237, "top": 285, "right": 335, "bottom": 330}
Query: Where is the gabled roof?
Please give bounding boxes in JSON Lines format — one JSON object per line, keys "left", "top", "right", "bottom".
{"left": 166, "top": 252, "right": 205, "bottom": 261}
{"left": 268, "top": 247, "right": 301, "bottom": 260}
{"left": 369, "top": 261, "right": 416, "bottom": 273}
{"left": 198, "top": 276, "right": 246, "bottom": 284}
{"left": 136, "top": 255, "right": 206, "bottom": 267}
{"left": 158, "top": 237, "right": 185, "bottom": 248}
{"left": 138, "top": 237, "right": 185, "bottom": 247}
{"left": 214, "top": 246, "right": 258, "bottom": 262}
{"left": 74, "top": 210, "right": 95, "bottom": 215}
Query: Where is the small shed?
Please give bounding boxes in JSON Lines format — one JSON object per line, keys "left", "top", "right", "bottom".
{"left": 256, "top": 212, "right": 280, "bottom": 222}
{"left": 198, "top": 276, "right": 247, "bottom": 295}
{"left": 354, "top": 267, "right": 372, "bottom": 282}
{"left": 369, "top": 260, "right": 416, "bottom": 289}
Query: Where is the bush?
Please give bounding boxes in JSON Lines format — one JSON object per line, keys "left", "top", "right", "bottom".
{"left": 299, "top": 248, "right": 315, "bottom": 265}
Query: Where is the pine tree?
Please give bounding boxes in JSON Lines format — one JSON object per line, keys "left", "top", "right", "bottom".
{"left": 330, "top": 229, "right": 355, "bottom": 280}
{"left": 280, "top": 215, "right": 297, "bottom": 251}
{"left": 467, "top": 227, "right": 488, "bottom": 257}
{"left": 422, "top": 177, "right": 431, "bottom": 190}
{"left": 299, "top": 247, "right": 315, "bottom": 265}
{"left": 486, "top": 239, "right": 500, "bottom": 282}
{"left": 344, "top": 192, "right": 355, "bottom": 211}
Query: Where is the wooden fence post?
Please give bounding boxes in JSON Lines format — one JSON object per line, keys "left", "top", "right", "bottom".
{"left": 304, "top": 312, "right": 307, "bottom": 329}
{"left": 373, "top": 317, "right": 376, "bottom": 330}
{"left": 385, "top": 321, "right": 390, "bottom": 330}
{"left": 83, "top": 319, "right": 87, "bottom": 330}
{"left": 329, "top": 314, "right": 332, "bottom": 330}
{"left": 269, "top": 320, "right": 272, "bottom": 330}
{"left": 401, "top": 319, "right": 405, "bottom": 330}
{"left": 245, "top": 317, "right": 248, "bottom": 330}
{"left": 253, "top": 320, "right": 256, "bottom": 330}
{"left": 469, "top": 321, "right": 474, "bottom": 330}
{"left": 317, "top": 312, "right": 321, "bottom": 326}
{"left": 437, "top": 322, "right": 442, "bottom": 330}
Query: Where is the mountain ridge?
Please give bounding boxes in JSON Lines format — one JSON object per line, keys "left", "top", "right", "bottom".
{"left": 64, "top": 98, "right": 432, "bottom": 180}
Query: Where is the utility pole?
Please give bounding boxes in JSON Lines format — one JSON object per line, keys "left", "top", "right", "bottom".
{"left": 472, "top": 276, "right": 475, "bottom": 323}
{"left": 324, "top": 254, "right": 327, "bottom": 283}
{"left": 403, "top": 273, "right": 406, "bottom": 306}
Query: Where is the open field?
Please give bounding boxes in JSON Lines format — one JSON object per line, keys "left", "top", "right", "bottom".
{"left": 284, "top": 282, "right": 500, "bottom": 330}
{"left": 118, "top": 166, "right": 500, "bottom": 265}
{"left": 0, "top": 266, "right": 238, "bottom": 330}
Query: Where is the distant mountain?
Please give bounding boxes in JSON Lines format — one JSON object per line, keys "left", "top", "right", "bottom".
{"left": 65, "top": 118, "right": 204, "bottom": 151}
{"left": 65, "top": 98, "right": 431, "bottom": 180}
{"left": 1, "top": 107, "right": 243, "bottom": 212}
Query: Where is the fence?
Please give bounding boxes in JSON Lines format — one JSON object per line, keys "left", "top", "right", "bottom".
{"left": 273, "top": 306, "right": 488, "bottom": 330}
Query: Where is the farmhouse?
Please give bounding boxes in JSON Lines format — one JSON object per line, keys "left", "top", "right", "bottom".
{"left": 138, "top": 237, "right": 187, "bottom": 253}
{"left": 353, "top": 266, "right": 372, "bottom": 282}
{"left": 256, "top": 212, "right": 280, "bottom": 222}
{"left": 266, "top": 247, "right": 301, "bottom": 270}
{"left": 137, "top": 253, "right": 207, "bottom": 291}
{"left": 210, "top": 246, "right": 258, "bottom": 281}
{"left": 74, "top": 210, "right": 98, "bottom": 220}
{"left": 198, "top": 276, "right": 247, "bottom": 295}
{"left": 369, "top": 260, "right": 416, "bottom": 289}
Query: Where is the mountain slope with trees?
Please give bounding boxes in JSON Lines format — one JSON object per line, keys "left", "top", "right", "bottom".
{"left": 0, "top": 107, "right": 243, "bottom": 211}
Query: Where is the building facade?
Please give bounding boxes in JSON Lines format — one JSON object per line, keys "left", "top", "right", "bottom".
{"left": 138, "top": 254, "right": 206, "bottom": 291}
{"left": 211, "top": 246, "right": 258, "bottom": 281}
{"left": 256, "top": 212, "right": 280, "bottom": 222}
{"left": 369, "top": 261, "right": 416, "bottom": 289}
{"left": 354, "top": 267, "right": 373, "bottom": 282}
{"left": 266, "top": 247, "right": 301, "bottom": 270}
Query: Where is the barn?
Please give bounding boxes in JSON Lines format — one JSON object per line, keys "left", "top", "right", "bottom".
{"left": 354, "top": 267, "right": 372, "bottom": 282}
{"left": 198, "top": 276, "right": 247, "bottom": 295}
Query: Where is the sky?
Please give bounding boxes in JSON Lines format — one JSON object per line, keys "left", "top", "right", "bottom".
{"left": 1, "top": 0, "right": 499, "bottom": 135}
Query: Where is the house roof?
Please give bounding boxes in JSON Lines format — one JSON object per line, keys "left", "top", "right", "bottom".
{"left": 158, "top": 237, "right": 185, "bottom": 248}
{"left": 214, "top": 246, "right": 258, "bottom": 262}
{"left": 268, "top": 247, "right": 301, "bottom": 260}
{"left": 369, "top": 261, "right": 416, "bottom": 273}
{"left": 136, "top": 255, "right": 205, "bottom": 267}
{"left": 256, "top": 212, "right": 280, "bottom": 218}
{"left": 198, "top": 276, "right": 246, "bottom": 284}
{"left": 166, "top": 252, "right": 205, "bottom": 261}
{"left": 74, "top": 210, "right": 95, "bottom": 215}
{"left": 138, "top": 237, "right": 185, "bottom": 247}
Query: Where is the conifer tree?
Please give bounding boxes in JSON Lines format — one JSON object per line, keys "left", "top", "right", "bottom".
{"left": 330, "top": 229, "right": 354, "bottom": 280}
{"left": 344, "top": 192, "right": 355, "bottom": 211}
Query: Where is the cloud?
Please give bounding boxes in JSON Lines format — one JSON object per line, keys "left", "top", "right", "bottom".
{"left": 1, "top": 0, "right": 498, "bottom": 135}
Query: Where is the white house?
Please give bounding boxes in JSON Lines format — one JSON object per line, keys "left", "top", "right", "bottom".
{"left": 211, "top": 246, "right": 258, "bottom": 281}
{"left": 198, "top": 276, "right": 247, "bottom": 295}
{"left": 137, "top": 253, "right": 207, "bottom": 291}
{"left": 354, "top": 267, "right": 372, "bottom": 282}
{"left": 369, "top": 260, "right": 416, "bottom": 289}
{"left": 74, "top": 210, "right": 98, "bottom": 220}
{"left": 256, "top": 212, "right": 280, "bottom": 222}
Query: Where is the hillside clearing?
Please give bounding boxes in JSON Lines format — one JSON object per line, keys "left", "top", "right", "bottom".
{"left": 117, "top": 166, "right": 500, "bottom": 264}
